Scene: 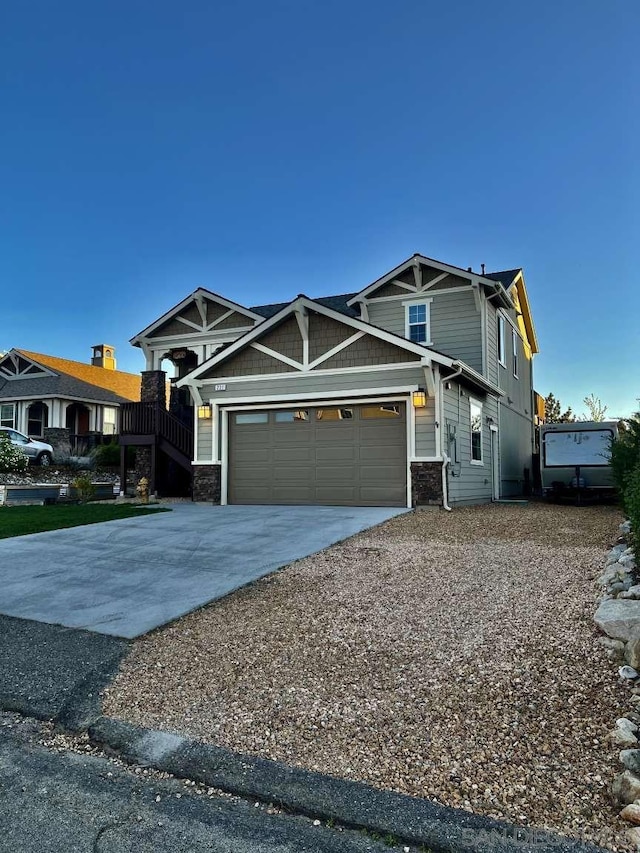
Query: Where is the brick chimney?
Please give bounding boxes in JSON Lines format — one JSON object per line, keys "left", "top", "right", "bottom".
{"left": 91, "top": 344, "right": 116, "bottom": 370}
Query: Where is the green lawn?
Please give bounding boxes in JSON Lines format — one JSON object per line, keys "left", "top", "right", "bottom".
{"left": 0, "top": 504, "right": 169, "bottom": 539}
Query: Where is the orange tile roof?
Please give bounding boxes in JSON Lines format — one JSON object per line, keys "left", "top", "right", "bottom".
{"left": 17, "top": 350, "right": 141, "bottom": 402}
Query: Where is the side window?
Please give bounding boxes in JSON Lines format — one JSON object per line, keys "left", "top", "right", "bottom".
{"left": 512, "top": 329, "right": 518, "bottom": 378}
{"left": 470, "top": 398, "right": 483, "bottom": 464}
{"left": 0, "top": 403, "right": 15, "bottom": 428}
{"left": 497, "top": 315, "right": 506, "bottom": 367}
{"left": 405, "top": 301, "right": 432, "bottom": 344}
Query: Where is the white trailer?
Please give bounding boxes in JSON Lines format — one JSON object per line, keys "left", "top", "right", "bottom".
{"left": 540, "top": 421, "right": 618, "bottom": 498}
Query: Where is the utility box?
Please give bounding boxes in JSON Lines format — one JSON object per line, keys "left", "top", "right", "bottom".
{"left": 540, "top": 421, "right": 618, "bottom": 498}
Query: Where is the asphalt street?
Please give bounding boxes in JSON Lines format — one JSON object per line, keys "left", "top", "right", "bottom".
{"left": 0, "top": 713, "right": 395, "bottom": 853}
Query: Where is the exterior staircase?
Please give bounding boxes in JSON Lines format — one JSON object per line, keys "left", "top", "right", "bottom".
{"left": 119, "top": 402, "right": 194, "bottom": 496}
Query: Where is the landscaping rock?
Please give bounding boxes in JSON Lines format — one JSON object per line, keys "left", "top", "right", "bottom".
{"left": 620, "top": 666, "right": 640, "bottom": 680}
{"left": 621, "top": 803, "right": 640, "bottom": 825}
{"left": 627, "top": 635, "right": 640, "bottom": 671}
{"left": 594, "top": 600, "right": 640, "bottom": 641}
{"left": 619, "top": 718, "right": 640, "bottom": 733}
{"left": 621, "top": 589, "right": 640, "bottom": 600}
{"left": 597, "top": 636, "right": 625, "bottom": 661}
{"left": 613, "top": 771, "right": 640, "bottom": 804}
{"left": 607, "top": 545, "right": 627, "bottom": 564}
{"left": 621, "top": 520, "right": 632, "bottom": 536}
{"left": 610, "top": 728, "right": 639, "bottom": 748}
{"left": 621, "top": 751, "right": 640, "bottom": 774}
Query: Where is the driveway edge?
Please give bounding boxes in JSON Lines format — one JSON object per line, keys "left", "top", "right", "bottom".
{"left": 87, "top": 716, "right": 606, "bottom": 853}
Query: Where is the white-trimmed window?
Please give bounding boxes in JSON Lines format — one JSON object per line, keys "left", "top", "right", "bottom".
{"left": 405, "top": 300, "right": 432, "bottom": 344}
{"left": 103, "top": 407, "right": 117, "bottom": 435}
{"left": 470, "top": 398, "right": 483, "bottom": 464}
{"left": 497, "top": 314, "right": 506, "bottom": 367}
{"left": 0, "top": 403, "right": 15, "bottom": 429}
{"left": 512, "top": 329, "right": 518, "bottom": 378}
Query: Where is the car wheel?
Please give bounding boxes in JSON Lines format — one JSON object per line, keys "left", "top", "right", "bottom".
{"left": 37, "top": 452, "right": 53, "bottom": 467}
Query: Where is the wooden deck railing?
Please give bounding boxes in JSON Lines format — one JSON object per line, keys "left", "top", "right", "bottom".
{"left": 120, "top": 402, "right": 193, "bottom": 459}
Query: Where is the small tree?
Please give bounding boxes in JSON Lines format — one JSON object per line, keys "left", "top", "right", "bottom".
{"left": 581, "top": 393, "right": 608, "bottom": 422}
{"left": 0, "top": 431, "right": 29, "bottom": 473}
{"left": 544, "top": 392, "right": 576, "bottom": 423}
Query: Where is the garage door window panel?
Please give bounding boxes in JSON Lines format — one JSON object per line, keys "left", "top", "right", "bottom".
{"left": 235, "top": 412, "right": 269, "bottom": 424}
{"left": 275, "top": 410, "right": 309, "bottom": 423}
{"left": 361, "top": 405, "right": 402, "bottom": 419}
{"left": 316, "top": 408, "right": 353, "bottom": 421}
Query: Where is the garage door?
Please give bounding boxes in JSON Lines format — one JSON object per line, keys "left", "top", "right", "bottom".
{"left": 228, "top": 403, "right": 407, "bottom": 506}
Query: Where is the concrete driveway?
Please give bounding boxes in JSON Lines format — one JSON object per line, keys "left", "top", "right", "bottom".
{"left": 0, "top": 504, "right": 407, "bottom": 638}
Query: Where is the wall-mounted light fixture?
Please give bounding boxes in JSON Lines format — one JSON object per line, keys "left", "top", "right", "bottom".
{"left": 197, "top": 404, "right": 212, "bottom": 419}
{"left": 412, "top": 388, "right": 427, "bottom": 409}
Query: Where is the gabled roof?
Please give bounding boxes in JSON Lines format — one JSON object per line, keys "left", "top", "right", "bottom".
{"left": 483, "top": 269, "right": 539, "bottom": 354}
{"left": 3, "top": 350, "right": 142, "bottom": 402}
{"left": 483, "top": 269, "right": 521, "bottom": 287}
{"left": 347, "top": 253, "right": 513, "bottom": 307}
{"left": 131, "top": 287, "right": 262, "bottom": 344}
{"left": 177, "top": 294, "right": 503, "bottom": 397}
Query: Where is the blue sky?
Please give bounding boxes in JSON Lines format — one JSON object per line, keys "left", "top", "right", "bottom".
{"left": 1, "top": 1, "right": 637, "bottom": 416}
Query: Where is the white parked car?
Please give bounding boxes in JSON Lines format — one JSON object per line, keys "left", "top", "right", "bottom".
{"left": 0, "top": 427, "right": 54, "bottom": 466}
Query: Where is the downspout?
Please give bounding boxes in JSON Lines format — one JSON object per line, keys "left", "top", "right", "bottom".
{"left": 440, "top": 366, "right": 463, "bottom": 512}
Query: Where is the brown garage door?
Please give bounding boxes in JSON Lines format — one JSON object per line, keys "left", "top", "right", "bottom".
{"left": 228, "top": 403, "right": 407, "bottom": 506}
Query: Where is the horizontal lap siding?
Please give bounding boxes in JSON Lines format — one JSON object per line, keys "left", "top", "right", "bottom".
{"left": 415, "top": 396, "right": 437, "bottom": 457}
{"left": 443, "top": 384, "right": 495, "bottom": 505}
{"left": 367, "top": 290, "right": 482, "bottom": 372}
{"left": 499, "top": 404, "right": 533, "bottom": 496}
{"left": 201, "top": 367, "right": 426, "bottom": 399}
{"left": 430, "top": 291, "right": 482, "bottom": 372}
{"left": 196, "top": 420, "right": 213, "bottom": 462}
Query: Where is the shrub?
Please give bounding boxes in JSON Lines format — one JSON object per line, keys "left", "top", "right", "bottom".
{"left": 0, "top": 431, "right": 29, "bottom": 473}
{"left": 625, "top": 461, "right": 640, "bottom": 547}
{"left": 70, "top": 473, "right": 96, "bottom": 503}
{"left": 610, "top": 414, "right": 640, "bottom": 514}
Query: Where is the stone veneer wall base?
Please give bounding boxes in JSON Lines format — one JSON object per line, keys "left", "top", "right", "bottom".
{"left": 410, "top": 462, "right": 444, "bottom": 507}
{"left": 192, "top": 465, "right": 221, "bottom": 503}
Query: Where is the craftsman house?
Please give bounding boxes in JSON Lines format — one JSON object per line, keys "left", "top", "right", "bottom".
{"left": 124, "top": 253, "right": 539, "bottom": 507}
{"left": 0, "top": 346, "right": 141, "bottom": 449}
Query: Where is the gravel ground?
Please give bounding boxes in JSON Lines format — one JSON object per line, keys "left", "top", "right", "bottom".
{"left": 104, "top": 503, "right": 630, "bottom": 851}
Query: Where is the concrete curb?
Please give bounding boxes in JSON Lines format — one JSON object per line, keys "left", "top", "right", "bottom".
{"left": 88, "top": 717, "right": 606, "bottom": 853}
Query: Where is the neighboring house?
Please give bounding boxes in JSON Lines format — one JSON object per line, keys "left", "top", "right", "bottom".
{"left": 126, "top": 254, "right": 539, "bottom": 506}
{"left": 0, "top": 345, "right": 141, "bottom": 445}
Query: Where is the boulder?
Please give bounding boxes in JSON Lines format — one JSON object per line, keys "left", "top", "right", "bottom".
{"left": 612, "top": 771, "right": 640, "bottom": 804}
{"left": 621, "top": 520, "right": 632, "bottom": 535}
{"left": 621, "top": 803, "right": 640, "bottom": 825}
{"left": 594, "top": 600, "right": 640, "bottom": 642}
{"left": 621, "top": 751, "right": 640, "bottom": 775}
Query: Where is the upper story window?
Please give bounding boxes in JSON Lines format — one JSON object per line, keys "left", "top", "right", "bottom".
{"left": 405, "top": 300, "right": 432, "bottom": 344}
{"left": 497, "top": 314, "right": 506, "bottom": 367}
{"left": 470, "top": 398, "right": 483, "bottom": 464}
{"left": 512, "top": 329, "right": 518, "bottom": 378}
